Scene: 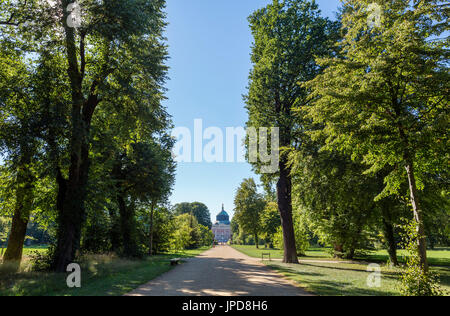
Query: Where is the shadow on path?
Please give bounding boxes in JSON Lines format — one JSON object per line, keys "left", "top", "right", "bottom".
{"left": 126, "top": 246, "right": 311, "bottom": 296}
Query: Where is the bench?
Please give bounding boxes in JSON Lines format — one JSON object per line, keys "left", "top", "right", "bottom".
{"left": 261, "top": 253, "right": 271, "bottom": 261}
{"left": 170, "top": 258, "right": 181, "bottom": 266}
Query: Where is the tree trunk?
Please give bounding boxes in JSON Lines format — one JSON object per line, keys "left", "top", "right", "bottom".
{"left": 52, "top": 140, "right": 89, "bottom": 272}
{"left": 108, "top": 208, "right": 121, "bottom": 253}
{"left": 149, "top": 202, "right": 155, "bottom": 256}
{"left": 255, "top": 232, "right": 259, "bottom": 249}
{"left": 345, "top": 248, "right": 355, "bottom": 260}
{"left": 277, "top": 157, "right": 299, "bottom": 264}
{"left": 345, "top": 214, "right": 363, "bottom": 260}
{"left": 405, "top": 161, "right": 428, "bottom": 272}
{"left": 3, "top": 160, "right": 34, "bottom": 271}
{"left": 381, "top": 212, "right": 399, "bottom": 266}
{"left": 118, "top": 194, "right": 138, "bottom": 257}
{"left": 333, "top": 244, "right": 344, "bottom": 259}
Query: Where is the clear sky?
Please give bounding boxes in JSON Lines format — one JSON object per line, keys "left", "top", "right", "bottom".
{"left": 164, "top": 0, "right": 341, "bottom": 222}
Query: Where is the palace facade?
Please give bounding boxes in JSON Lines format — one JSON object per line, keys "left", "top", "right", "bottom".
{"left": 212, "top": 204, "right": 231, "bottom": 243}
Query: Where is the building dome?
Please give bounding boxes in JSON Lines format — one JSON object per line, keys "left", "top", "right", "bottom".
{"left": 215, "top": 204, "right": 230, "bottom": 225}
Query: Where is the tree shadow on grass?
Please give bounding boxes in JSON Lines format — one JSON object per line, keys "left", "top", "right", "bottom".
{"left": 296, "top": 262, "right": 400, "bottom": 279}
{"left": 300, "top": 279, "right": 399, "bottom": 296}
{"left": 265, "top": 264, "right": 323, "bottom": 277}
{"left": 266, "top": 262, "right": 400, "bottom": 296}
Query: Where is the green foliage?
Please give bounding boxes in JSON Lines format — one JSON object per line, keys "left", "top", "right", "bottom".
{"left": 399, "top": 220, "right": 445, "bottom": 296}
{"left": 198, "top": 225, "right": 214, "bottom": 247}
{"left": 304, "top": 0, "right": 449, "bottom": 267}
{"left": 0, "top": 0, "right": 177, "bottom": 269}
{"left": 0, "top": 217, "right": 11, "bottom": 246}
{"left": 169, "top": 213, "right": 213, "bottom": 251}
{"left": 259, "top": 202, "right": 281, "bottom": 246}
{"left": 273, "top": 213, "right": 309, "bottom": 256}
{"left": 173, "top": 202, "right": 212, "bottom": 228}
{"left": 81, "top": 209, "right": 112, "bottom": 254}
{"left": 233, "top": 178, "right": 266, "bottom": 246}
{"left": 273, "top": 227, "right": 284, "bottom": 250}
{"left": 290, "top": 149, "right": 381, "bottom": 258}
{"left": 170, "top": 214, "right": 195, "bottom": 251}
{"left": 29, "top": 245, "right": 56, "bottom": 272}
{"left": 245, "top": 0, "right": 340, "bottom": 262}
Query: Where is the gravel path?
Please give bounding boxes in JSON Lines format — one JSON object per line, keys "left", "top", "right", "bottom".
{"left": 126, "top": 245, "right": 311, "bottom": 296}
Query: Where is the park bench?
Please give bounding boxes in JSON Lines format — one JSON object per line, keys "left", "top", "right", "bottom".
{"left": 261, "top": 253, "right": 271, "bottom": 261}
{"left": 170, "top": 258, "right": 181, "bottom": 266}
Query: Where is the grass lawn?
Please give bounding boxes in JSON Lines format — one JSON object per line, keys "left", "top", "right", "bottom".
{"left": 267, "top": 261, "right": 450, "bottom": 296}
{"left": 232, "top": 245, "right": 338, "bottom": 261}
{"left": 0, "top": 247, "right": 210, "bottom": 296}
{"left": 232, "top": 245, "right": 450, "bottom": 266}
{"left": 0, "top": 245, "right": 49, "bottom": 258}
{"left": 232, "top": 245, "right": 450, "bottom": 296}
{"left": 359, "top": 248, "right": 450, "bottom": 267}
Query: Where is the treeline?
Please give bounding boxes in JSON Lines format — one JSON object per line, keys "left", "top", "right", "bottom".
{"left": 0, "top": 0, "right": 182, "bottom": 272}
{"left": 242, "top": 0, "right": 449, "bottom": 281}
{"left": 232, "top": 178, "right": 449, "bottom": 258}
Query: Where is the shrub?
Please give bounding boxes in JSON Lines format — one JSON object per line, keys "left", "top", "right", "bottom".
{"left": 399, "top": 220, "right": 445, "bottom": 296}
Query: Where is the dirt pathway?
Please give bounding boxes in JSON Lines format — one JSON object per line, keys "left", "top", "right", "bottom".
{"left": 126, "top": 245, "right": 311, "bottom": 296}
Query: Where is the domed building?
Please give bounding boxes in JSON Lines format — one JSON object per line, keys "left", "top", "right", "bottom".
{"left": 212, "top": 204, "right": 231, "bottom": 243}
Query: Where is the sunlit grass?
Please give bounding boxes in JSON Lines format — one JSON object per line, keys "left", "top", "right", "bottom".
{"left": 0, "top": 246, "right": 210, "bottom": 296}
{"left": 231, "top": 245, "right": 450, "bottom": 266}
{"left": 232, "top": 245, "right": 450, "bottom": 296}
{"left": 231, "top": 245, "right": 339, "bottom": 261}
{"left": 266, "top": 262, "right": 450, "bottom": 296}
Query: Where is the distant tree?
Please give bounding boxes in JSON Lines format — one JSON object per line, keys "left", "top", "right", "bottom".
{"left": 171, "top": 214, "right": 194, "bottom": 251}
{"left": 199, "top": 225, "right": 214, "bottom": 247}
{"left": 170, "top": 213, "right": 208, "bottom": 250}
{"left": 173, "top": 202, "right": 212, "bottom": 228}
{"left": 110, "top": 141, "right": 175, "bottom": 258}
{"left": 260, "top": 202, "right": 281, "bottom": 247}
{"left": 230, "top": 218, "right": 241, "bottom": 244}
{"left": 234, "top": 179, "right": 266, "bottom": 248}
{"left": 149, "top": 205, "right": 175, "bottom": 254}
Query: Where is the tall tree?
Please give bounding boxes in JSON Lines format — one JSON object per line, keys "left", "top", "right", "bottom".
{"left": 0, "top": 37, "right": 61, "bottom": 270}
{"left": 233, "top": 178, "right": 266, "bottom": 248}
{"left": 52, "top": 0, "right": 169, "bottom": 271}
{"left": 1, "top": 0, "right": 170, "bottom": 271}
{"left": 245, "top": 0, "right": 338, "bottom": 262}
{"left": 306, "top": 0, "right": 449, "bottom": 271}
{"left": 0, "top": 49, "right": 36, "bottom": 270}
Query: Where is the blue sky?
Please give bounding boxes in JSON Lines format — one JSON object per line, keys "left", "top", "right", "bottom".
{"left": 164, "top": 0, "right": 341, "bottom": 222}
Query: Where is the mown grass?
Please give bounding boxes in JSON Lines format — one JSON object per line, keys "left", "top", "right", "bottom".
{"left": 0, "top": 247, "right": 210, "bottom": 296}
{"left": 231, "top": 245, "right": 450, "bottom": 266}
{"left": 232, "top": 245, "right": 340, "bottom": 261}
{"left": 267, "top": 261, "right": 450, "bottom": 296}
{"left": 0, "top": 245, "right": 49, "bottom": 259}
{"left": 232, "top": 245, "right": 450, "bottom": 296}
{"left": 358, "top": 248, "right": 450, "bottom": 267}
